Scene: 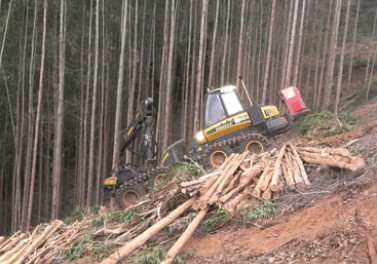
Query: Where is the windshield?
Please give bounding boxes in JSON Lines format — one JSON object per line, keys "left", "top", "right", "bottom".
{"left": 221, "top": 92, "right": 243, "bottom": 115}
{"left": 205, "top": 94, "right": 226, "bottom": 127}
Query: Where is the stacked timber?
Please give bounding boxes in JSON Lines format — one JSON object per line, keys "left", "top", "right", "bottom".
{"left": 0, "top": 143, "right": 366, "bottom": 264}
{"left": 101, "top": 144, "right": 366, "bottom": 264}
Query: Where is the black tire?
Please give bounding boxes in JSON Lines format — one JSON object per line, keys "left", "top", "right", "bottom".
{"left": 239, "top": 137, "right": 267, "bottom": 154}
{"left": 115, "top": 184, "right": 146, "bottom": 209}
{"left": 205, "top": 145, "right": 233, "bottom": 169}
{"left": 148, "top": 167, "right": 168, "bottom": 188}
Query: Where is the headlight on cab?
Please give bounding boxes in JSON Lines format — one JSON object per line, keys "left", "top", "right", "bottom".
{"left": 195, "top": 131, "right": 207, "bottom": 145}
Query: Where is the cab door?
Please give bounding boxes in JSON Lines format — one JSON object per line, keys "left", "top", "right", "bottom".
{"left": 203, "top": 90, "right": 251, "bottom": 142}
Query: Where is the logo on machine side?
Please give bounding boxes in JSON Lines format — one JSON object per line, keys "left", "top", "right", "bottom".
{"left": 206, "top": 119, "right": 234, "bottom": 135}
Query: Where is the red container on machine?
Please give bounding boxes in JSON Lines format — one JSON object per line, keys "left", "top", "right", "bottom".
{"left": 280, "top": 86, "right": 307, "bottom": 116}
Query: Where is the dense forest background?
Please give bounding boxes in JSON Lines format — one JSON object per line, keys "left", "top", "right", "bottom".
{"left": 0, "top": 0, "right": 377, "bottom": 235}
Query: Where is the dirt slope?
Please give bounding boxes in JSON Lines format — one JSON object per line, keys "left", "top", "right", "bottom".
{"left": 186, "top": 103, "right": 377, "bottom": 264}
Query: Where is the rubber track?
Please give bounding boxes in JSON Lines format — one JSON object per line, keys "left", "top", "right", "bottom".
{"left": 115, "top": 167, "right": 168, "bottom": 197}
{"left": 205, "top": 132, "right": 270, "bottom": 155}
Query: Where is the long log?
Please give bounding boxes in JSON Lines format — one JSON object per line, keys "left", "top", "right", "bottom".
{"left": 299, "top": 147, "right": 350, "bottom": 157}
{"left": 101, "top": 197, "right": 196, "bottom": 264}
{"left": 181, "top": 171, "right": 223, "bottom": 187}
{"left": 198, "top": 154, "right": 235, "bottom": 195}
{"left": 12, "top": 220, "right": 64, "bottom": 264}
{"left": 299, "top": 151, "right": 366, "bottom": 171}
{"left": 195, "top": 153, "right": 246, "bottom": 210}
{"left": 288, "top": 143, "right": 310, "bottom": 186}
{"left": 0, "top": 231, "right": 21, "bottom": 252}
{"left": 161, "top": 207, "right": 209, "bottom": 264}
{"left": 210, "top": 152, "right": 249, "bottom": 203}
{"left": 222, "top": 170, "right": 242, "bottom": 195}
{"left": 269, "top": 144, "right": 287, "bottom": 192}
{"left": 281, "top": 160, "right": 295, "bottom": 189}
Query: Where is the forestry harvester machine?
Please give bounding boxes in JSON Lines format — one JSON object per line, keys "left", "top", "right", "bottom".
{"left": 103, "top": 85, "right": 309, "bottom": 208}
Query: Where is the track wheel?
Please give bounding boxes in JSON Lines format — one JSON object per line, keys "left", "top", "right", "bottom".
{"left": 148, "top": 168, "right": 168, "bottom": 188}
{"left": 207, "top": 145, "right": 233, "bottom": 168}
{"left": 116, "top": 184, "right": 146, "bottom": 209}
{"left": 240, "top": 138, "right": 267, "bottom": 154}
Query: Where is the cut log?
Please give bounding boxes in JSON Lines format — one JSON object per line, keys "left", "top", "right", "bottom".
{"left": 222, "top": 170, "right": 242, "bottom": 195}
{"left": 195, "top": 152, "right": 247, "bottom": 210}
{"left": 262, "top": 187, "right": 272, "bottom": 200}
{"left": 286, "top": 151, "right": 305, "bottom": 190}
{"left": 299, "top": 146, "right": 351, "bottom": 157}
{"left": 13, "top": 220, "right": 64, "bottom": 264}
{"left": 288, "top": 143, "right": 310, "bottom": 186}
{"left": 0, "top": 231, "right": 21, "bottom": 252}
{"left": 180, "top": 171, "right": 223, "bottom": 187}
{"left": 269, "top": 144, "right": 287, "bottom": 192}
{"left": 210, "top": 152, "right": 249, "bottom": 203}
{"left": 161, "top": 207, "right": 209, "bottom": 264}
{"left": 101, "top": 198, "right": 196, "bottom": 264}
{"left": 281, "top": 160, "right": 295, "bottom": 189}
{"left": 198, "top": 154, "right": 236, "bottom": 195}
{"left": 0, "top": 236, "right": 4, "bottom": 246}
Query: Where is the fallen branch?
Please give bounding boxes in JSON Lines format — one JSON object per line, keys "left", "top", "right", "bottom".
{"left": 101, "top": 197, "right": 197, "bottom": 264}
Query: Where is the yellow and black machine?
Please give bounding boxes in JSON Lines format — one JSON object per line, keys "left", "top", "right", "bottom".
{"left": 104, "top": 85, "right": 309, "bottom": 208}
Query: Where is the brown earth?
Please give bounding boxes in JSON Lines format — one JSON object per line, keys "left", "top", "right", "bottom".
{"left": 185, "top": 101, "right": 377, "bottom": 264}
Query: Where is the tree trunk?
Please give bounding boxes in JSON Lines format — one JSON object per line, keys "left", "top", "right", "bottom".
{"left": 51, "top": 0, "right": 66, "bottom": 220}
{"left": 112, "top": 0, "right": 128, "bottom": 170}
{"left": 194, "top": 0, "right": 208, "bottom": 133}
{"left": 27, "top": 0, "right": 48, "bottom": 228}
{"left": 323, "top": 0, "right": 342, "bottom": 109}
{"left": 334, "top": 0, "right": 351, "bottom": 118}
{"left": 262, "top": 0, "right": 276, "bottom": 105}
{"left": 346, "top": 0, "right": 360, "bottom": 93}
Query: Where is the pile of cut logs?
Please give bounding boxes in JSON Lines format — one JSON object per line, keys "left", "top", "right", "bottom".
{"left": 101, "top": 143, "right": 366, "bottom": 264}
{"left": 0, "top": 218, "right": 93, "bottom": 264}
{"left": 0, "top": 143, "right": 366, "bottom": 264}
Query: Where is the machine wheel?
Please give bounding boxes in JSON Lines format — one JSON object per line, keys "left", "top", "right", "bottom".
{"left": 206, "top": 145, "right": 233, "bottom": 168}
{"left": 240, "top": 138, "right": 267, "bottom": 154}
{"left": 116, "top": 184, "right": 146, "bottom": 209}
{"left": 148, "top": 167, "right": 168, "bottom": 188}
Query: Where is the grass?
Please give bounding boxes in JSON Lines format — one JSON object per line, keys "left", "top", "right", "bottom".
{"left": 152, "top": 162, "right": 202, "bottom": 192}
{"left": 62, "top": 234, "right": 110, "bottom": 262}
{"left": 134, "top": 245, "right": 195, "bottom": 264}
{"left": 294, "top": 110, "right": 357, "bottom": 137}
{"left": 200, "top": 208, "right": 229, "bottom": 233}
{"left": 245, "top": 200, "right": 276, "bottom": 221}
{"left": 62, "top": 206, "right": 90, "bottom": 225}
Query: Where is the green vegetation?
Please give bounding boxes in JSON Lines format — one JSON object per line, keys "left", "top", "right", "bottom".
{"left": 134, "top": 246, "right": 194, "bottom": 264}
{"left": 354, "top": 77, "right": 377, "bottom": 105}
{"left": 152, "top": 162, "right": 202, "bottom": 192}
{"left": 200, "top": 208, "right": 229, "bottom": 233}
{"left": 294, "top": 110, "right": 357, "bottom": 136}
{"left": 92, "top": 215, "right": 105, "bottom": 227}
{"left": 105, "top": 208, "right": 134, "bottom": 223}
{"left": 245, "top": 200, "right": 276, "bottom": 221}
{"left": 62, "top": 207, "right": 90, "bottom": 225}
{"left": 62, "top": 234, "right": 109, "bottom": 262}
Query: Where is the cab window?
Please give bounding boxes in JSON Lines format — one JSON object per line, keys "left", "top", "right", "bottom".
{"left": 205, "top": 94, "right": 226, "bottom": 127}
{"left": 221, "top": 92, "right": 244, "bottom": 115}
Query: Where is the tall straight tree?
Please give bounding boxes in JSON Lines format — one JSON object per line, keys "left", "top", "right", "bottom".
{"left": 162, "top": 0, "right": 176, "bottom": 152}
{"left": 112, "top": 0, "right": 128, "bottom": 170}
{"left": 208, "top": 0, "right": 219, "bottom": 87}
{"left": 284, "top": 0, "right": 299, "bottom": 87}
{"left": 323, "top": 0, "right": 342, "bottom": 108}
{"left": 51, "top": 0, "right": 66, "bottom": 219}
{"left": 262, "top": 0, "right": 276, "bottom": 105}
{"left": 27, "top": 0, "right": 47, "bottom": 228}
{"left": 235, "top": 0, "right": 246, "bottom": 89}
{"left": 193, "top": 0, "right": 208, "bottom": 133}
{"left": 346, "top": 0, "right": 360, "bottom": 92}
{"left": 87, "top": 0, "right": 100, "bottom": 207}
{"left": 334, "top": 0, "right": 351, "bottom": 118}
